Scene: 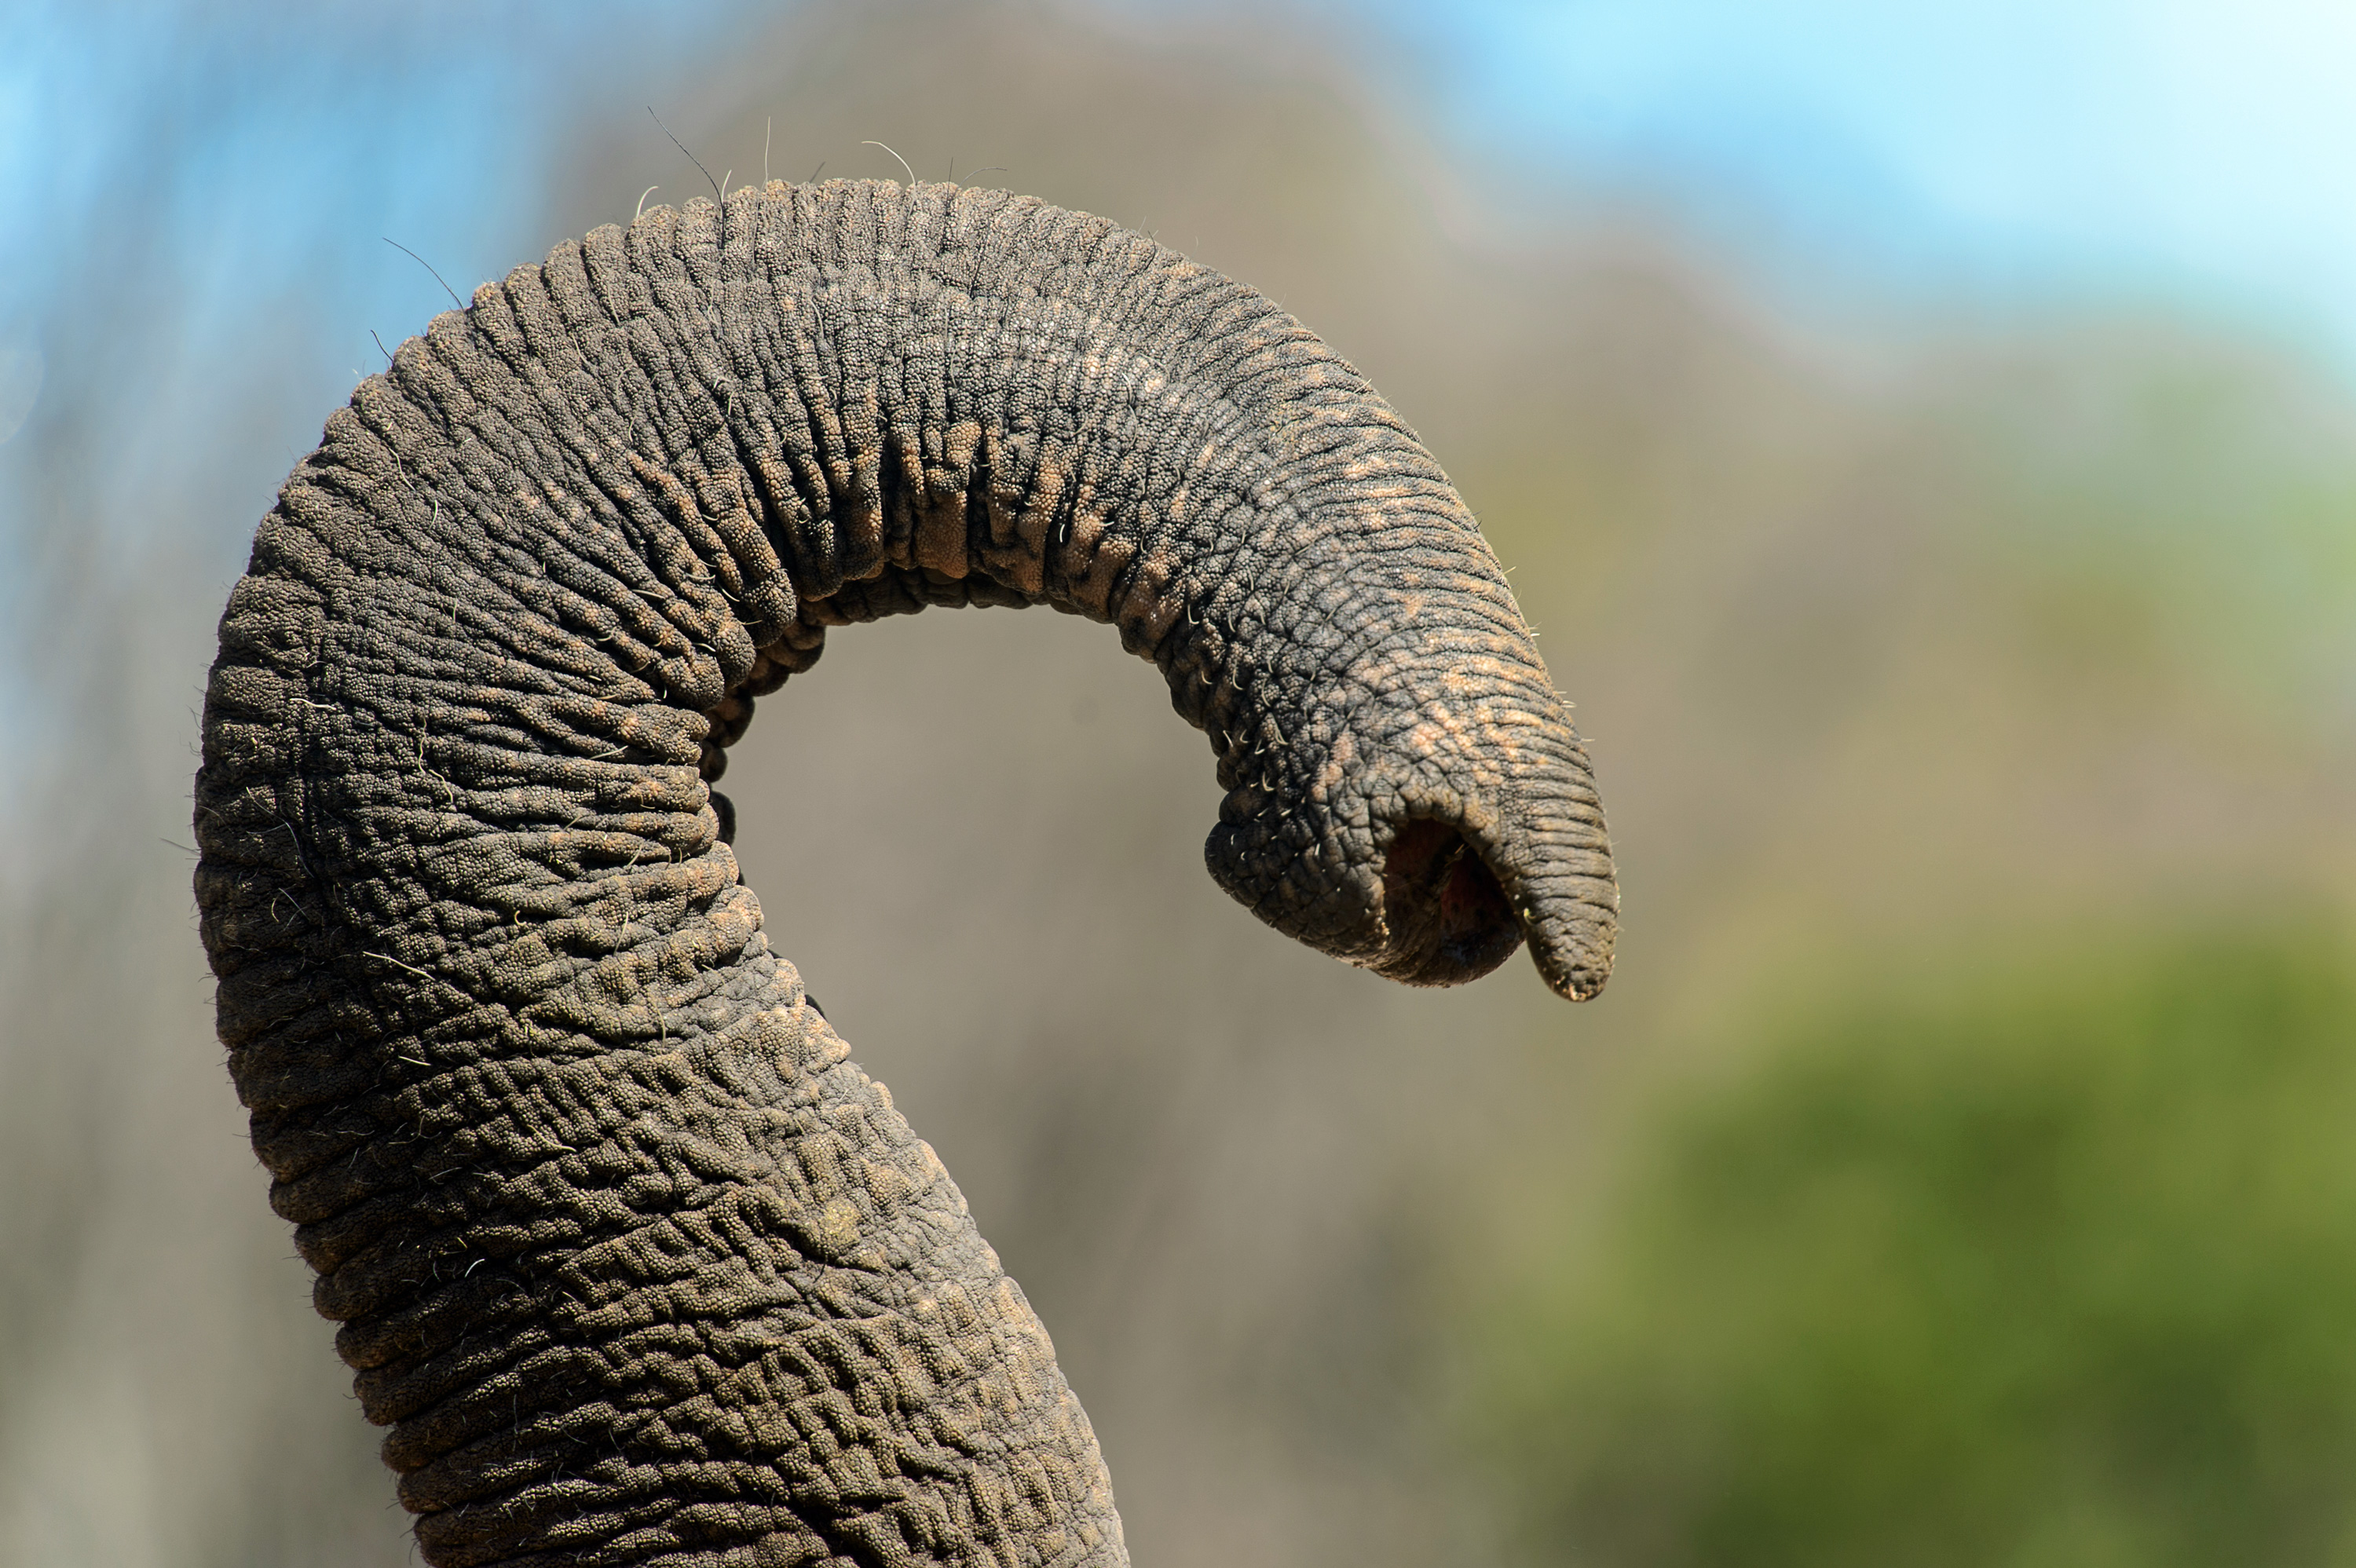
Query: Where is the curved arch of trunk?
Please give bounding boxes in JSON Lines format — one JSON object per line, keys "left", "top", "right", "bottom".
{"left": 193, "top": 179, "right": 1615, "bottom": 1567}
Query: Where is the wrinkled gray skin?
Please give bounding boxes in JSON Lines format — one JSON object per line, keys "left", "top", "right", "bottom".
{"left": 195, "top": 180, "right": 1615, "bottom": 1567}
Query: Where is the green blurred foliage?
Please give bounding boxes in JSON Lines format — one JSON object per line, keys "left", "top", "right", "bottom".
{"left": 1478, "top": 925, "right": 2356, "bottom": 1568}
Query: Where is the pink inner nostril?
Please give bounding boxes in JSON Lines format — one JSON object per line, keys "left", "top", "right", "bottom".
{"left": 1381, "top": 818, "right": 1523, "bottom": 982}
{"left": 1439, "top": 842, "right": 1514, "bottom": 959}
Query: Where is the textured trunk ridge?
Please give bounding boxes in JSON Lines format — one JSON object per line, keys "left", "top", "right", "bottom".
{"left": 194, "top": 179, "right": 1615, "bottom": 1566}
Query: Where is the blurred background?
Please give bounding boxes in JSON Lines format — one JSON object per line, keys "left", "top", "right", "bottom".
{"left": 4, "top": 1, "right": 2355, "bottom": 1563}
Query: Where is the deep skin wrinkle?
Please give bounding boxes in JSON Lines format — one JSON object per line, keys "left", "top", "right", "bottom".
{"left": 196, "top": 180, "right": 1615, "bottom": 1567}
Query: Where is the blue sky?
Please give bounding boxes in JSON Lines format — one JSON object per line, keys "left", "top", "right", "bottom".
{"left": 1362, "top": 0, "right": 2356, "bottom": 347}
{"left": 9, "top": 0, "right": 2356, "bottom": 444}
{"left": 0, "top": 2, "right": 740, "bottom": 474}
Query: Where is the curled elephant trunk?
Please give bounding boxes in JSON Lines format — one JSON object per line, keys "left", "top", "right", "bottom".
{"left": 194, "top": 179, "right": 1615, "bottom": 1567}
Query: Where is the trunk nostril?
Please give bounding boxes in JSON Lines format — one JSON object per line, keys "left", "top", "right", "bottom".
{"left": 1438, "top": 841, "right": 1516, "bottom": 968}
{"left": 1378, "top": 818, "right": 1523, "bottom": 985}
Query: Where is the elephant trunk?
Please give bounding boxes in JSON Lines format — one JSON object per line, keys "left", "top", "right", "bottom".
{"left": 723, "top": 180, "right": 1615, "bottom": 995}
{"left": 194, "top": 180, "right": 1615, "bottom": 1568}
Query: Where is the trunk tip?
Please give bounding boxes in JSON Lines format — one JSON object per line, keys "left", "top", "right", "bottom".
{"left": 1525, "top": 900, "right": 1616, "bottom": 1003}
